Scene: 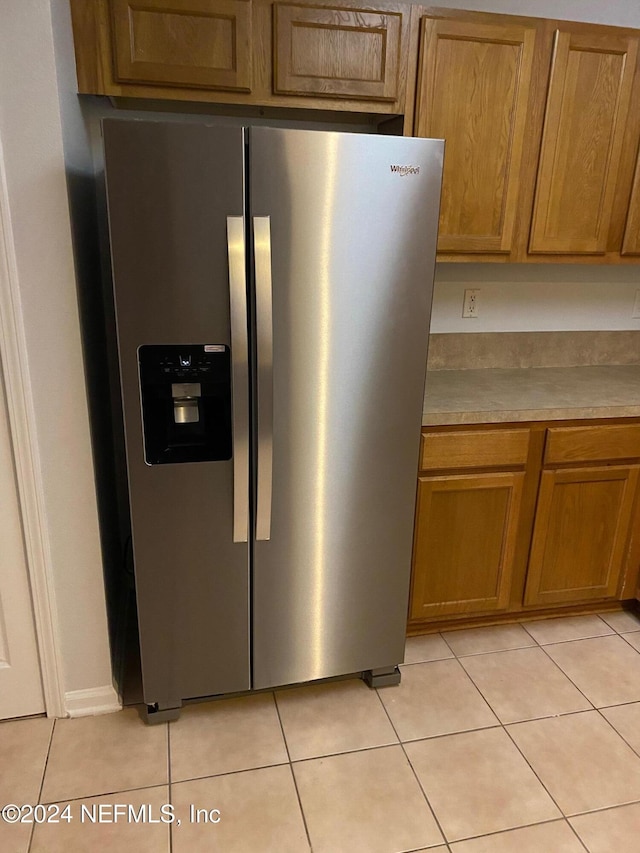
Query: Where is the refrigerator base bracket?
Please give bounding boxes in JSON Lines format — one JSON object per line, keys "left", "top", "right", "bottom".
{"left": 144, "top": 702, "right": 182, "bottom": 724}
{"left": 362, "top": 666, "right": 401, "bottom": 688}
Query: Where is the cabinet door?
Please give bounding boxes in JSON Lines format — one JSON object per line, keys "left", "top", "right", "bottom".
{"left": 110, "top": 0, "right": 252, "bottom": 91}
{"left": 529, "top": 29, "right": 638, "bottom": 254}
{"left": 622, "top": 144, "right": 640, "bottom": 255}
{"left": 410, "top": 472, "right": 524, "bottom": 620}
{"left": 524, "top": 465, "right": 640, "bottom": 606}
{"left": 414, "top": 18, "right": 537, "bottom": 254}
{"left": 273, "top": 3, "right": 403, "bottom": 102}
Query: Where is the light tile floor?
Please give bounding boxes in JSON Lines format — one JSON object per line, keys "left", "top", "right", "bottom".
{"left": 2, "top": 610, "right": 640, "bottom": 852}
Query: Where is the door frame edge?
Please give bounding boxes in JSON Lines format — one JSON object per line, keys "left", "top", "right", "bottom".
{"left": 0, "top": 134, "right": 66, "bottom": 719}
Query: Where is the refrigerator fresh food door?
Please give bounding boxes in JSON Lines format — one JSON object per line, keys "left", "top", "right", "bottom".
{"left": 250, "top": 128, "right": 444, "bottom": 688}
{"left": 103, "top": 120, "right": 251, "bottom": 710}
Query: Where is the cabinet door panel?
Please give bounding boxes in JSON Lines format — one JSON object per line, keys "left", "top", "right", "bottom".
{"left": 622, "top": 145, "right": 640, "bottom": 255}
{"left": 410, "top": 472, "right": 524, "bottom": 619}
{"left": 274, "top": 4, "right": 402, "bottom": 101}
{"left": 415, "top": 18, "right": 536, "bottom": 254}
{"left": 110, "top": 0, "right": 252, "bottom": 91}
{"left": 530, "top": 30, "right": 638, "bottom": 254}
{"left": 524, "top": 465, "right": 639, "bottom": 606}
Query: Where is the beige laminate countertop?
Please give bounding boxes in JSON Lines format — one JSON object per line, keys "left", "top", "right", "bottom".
{"left": 423, "top": 365, "right": 640, "bottom": 426}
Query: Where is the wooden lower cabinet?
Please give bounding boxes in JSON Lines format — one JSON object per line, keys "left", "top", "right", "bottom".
{"left": 409, "top": 420, "right": 640, "bottom": 632}
{"left": 524, "top": 465, "right": 640, "bottom": 606}
{"left": 410, "top": 472, "right": 524, "bottom": 619}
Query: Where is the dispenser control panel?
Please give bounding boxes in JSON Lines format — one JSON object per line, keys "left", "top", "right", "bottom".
{"left": 138, "top": 344, "right": 232, "bottom": 465}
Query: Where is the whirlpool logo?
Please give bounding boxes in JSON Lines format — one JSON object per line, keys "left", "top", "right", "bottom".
{"left": 390, "top": 164, "right": 420, "bottom": 176}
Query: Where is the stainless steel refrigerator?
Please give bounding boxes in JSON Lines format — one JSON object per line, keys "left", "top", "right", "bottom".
{"left": 103, "top": 119, "right": 443, "bottom": 722}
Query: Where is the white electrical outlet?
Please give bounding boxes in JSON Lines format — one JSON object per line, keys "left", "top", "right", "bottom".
{"left": 462, "top": 288, "right": 480, "bottom": 318}
{"left": 633, "top": 289, "right": 640, "bottom": 319}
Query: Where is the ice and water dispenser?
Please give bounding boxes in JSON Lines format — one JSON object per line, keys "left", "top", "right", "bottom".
{"left": 138, "top": 344, "right": 232, "bottom": 465}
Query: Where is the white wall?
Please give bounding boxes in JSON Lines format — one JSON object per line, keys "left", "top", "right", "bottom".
{"left": 432, "top": 266, "right": 640, "bottom": 333}
{"left": 423, "top": 0, "right": 640, "bottom": 27}
{"left": 0, "top": 1, "right": 114, "bottom": 704}
{"left": 428, "top": 0, "right": 640, "bottom": 333}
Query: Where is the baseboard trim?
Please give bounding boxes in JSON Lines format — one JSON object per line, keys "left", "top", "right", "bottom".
{"left": 65, "top": 685, "right": 121, "bottom": 718}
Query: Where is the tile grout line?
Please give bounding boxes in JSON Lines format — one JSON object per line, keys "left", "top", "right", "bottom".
{"left": 397, "top": 655, "right": 618, "bottom": 735}
{"left": 519, "top": 613, "right": 616, "bottom": 648}
{"left": 533, "top": 633, "right": 640, "bottom": 766}
{"left": 271, "top": 691, "right": 313, "bottom": 852}
{"left": 426, "top": 815, "right": 586, "bottom": 849}
{"left": 28, "top": 717, "right": 56, "bottom": 853}
{"left": 523, "top": 619, "right": 640, "bottom": 717}
{"left": 443, "top": 642, "right": 537, "bottom": 660}
{"left": 405, "top": 649, "right": 589, "bottom": 846}
{"left": 594, "top": 705, "right": 640, "bottom": 764}
{"left": 518, "top": 620, "right": 544, "bottom": 646}
{"left": 498, "top": 617, "right": 640, "bottom": 850}
{"left": 444, "top": 628, "right": 542, "bottom": 659}
{"left": 568, "top": 796, "right": 640, "bottom": 819}
{"left": 619, "top": 632, "right": 640, "bottom": 655}
{"left": 522, "top": 641, "right": 596, "bottom": 713}
{"left": 18, "top": 613, "right": 640, "bottom": 851}
{"left": 436, "top": 656, "right": 501, "bottom": 726}
{"left": 446, "top": 618, "right": 640, "bottom": 736}
{"left": 598, "top": 697, "right": 640, "bottom": 711}
{"left": 410, "top": 619, "right": 637, "bottom": 850}
{"left": 499, "top": 723, "right": 589, "bottom": 852}
{"left": 455, "top": 618, "right": 638, "bottom": 848}
{"left": 445, "top": 621, "right": 544, "bottom": 656}
{"left": 373, "top": 684, "right": 448, "bottom": 848}
{"left": 161, "top": 760, "right": 292, "bottom": 788}
{"left": 37, "top": 780, "right": 174, "bottom": 807}
{"left": 437, "top": 631, "right": 457, "bottom": 659}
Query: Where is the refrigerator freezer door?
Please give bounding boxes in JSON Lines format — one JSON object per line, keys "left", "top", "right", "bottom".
{"left": 104, "top": 120, "right": 251, "bottom": 708}
{"left": 250, "top": 128, "right": 443, "bottom": 689}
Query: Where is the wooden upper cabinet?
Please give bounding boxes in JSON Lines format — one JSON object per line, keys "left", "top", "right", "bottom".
{"left": 622, "top": 144, "right": 640, "bottom": 255}
{"left": 273, "top": 3, "right": 403, "bottom": 102}
{"left": 71, "top": 0, "right": 414, "bottom": 113}
{"left": 414, "top": 17, "right": 538, "bottom": 255}
{"left": 529, "top": 29, "right": 639, "bottom": 254}
{"left": 110, "top": 0, "right": 253, "bottom": 91}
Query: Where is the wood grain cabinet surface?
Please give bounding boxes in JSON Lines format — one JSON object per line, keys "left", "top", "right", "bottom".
{"left": 529, "top": 28, "right": 639, "bottom": 255}
{"left": 273, "top": 3, "right": 403, "bottom": 102}
{"left": 411, "top": 427, "right": 532, "bottom": 622}
{"left": 409, "top": 420, "right": 640, "bottom": 632}
{"left": 524, "top": 465, "right": 639, "bottom": 606}
{"left": 68, "top": 3, "right": 640, "bottom": 262}
{"left": 622, "top": 144, "right": 640, "bottom": 256}
{"left": 70, "top": 0, "right": 416, "bottom": 114}
{"left": 412, "top": 10, "right": 640, "bottom": 264}
{"left": 110, "top": 0, "right": 253, "bottom": 91}
{"left": 414, "top": 15, "right": 541, "bottom": 257}
{"left": 410, "top": 471, "right": 524, "bottom": 619}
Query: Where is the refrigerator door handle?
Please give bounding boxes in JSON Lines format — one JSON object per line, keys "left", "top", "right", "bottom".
{"left": 227, "top": 216, "right": 249, "bottom": 543}
{"left": 253, "top": 216, "right": 273, "bottom": 541}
